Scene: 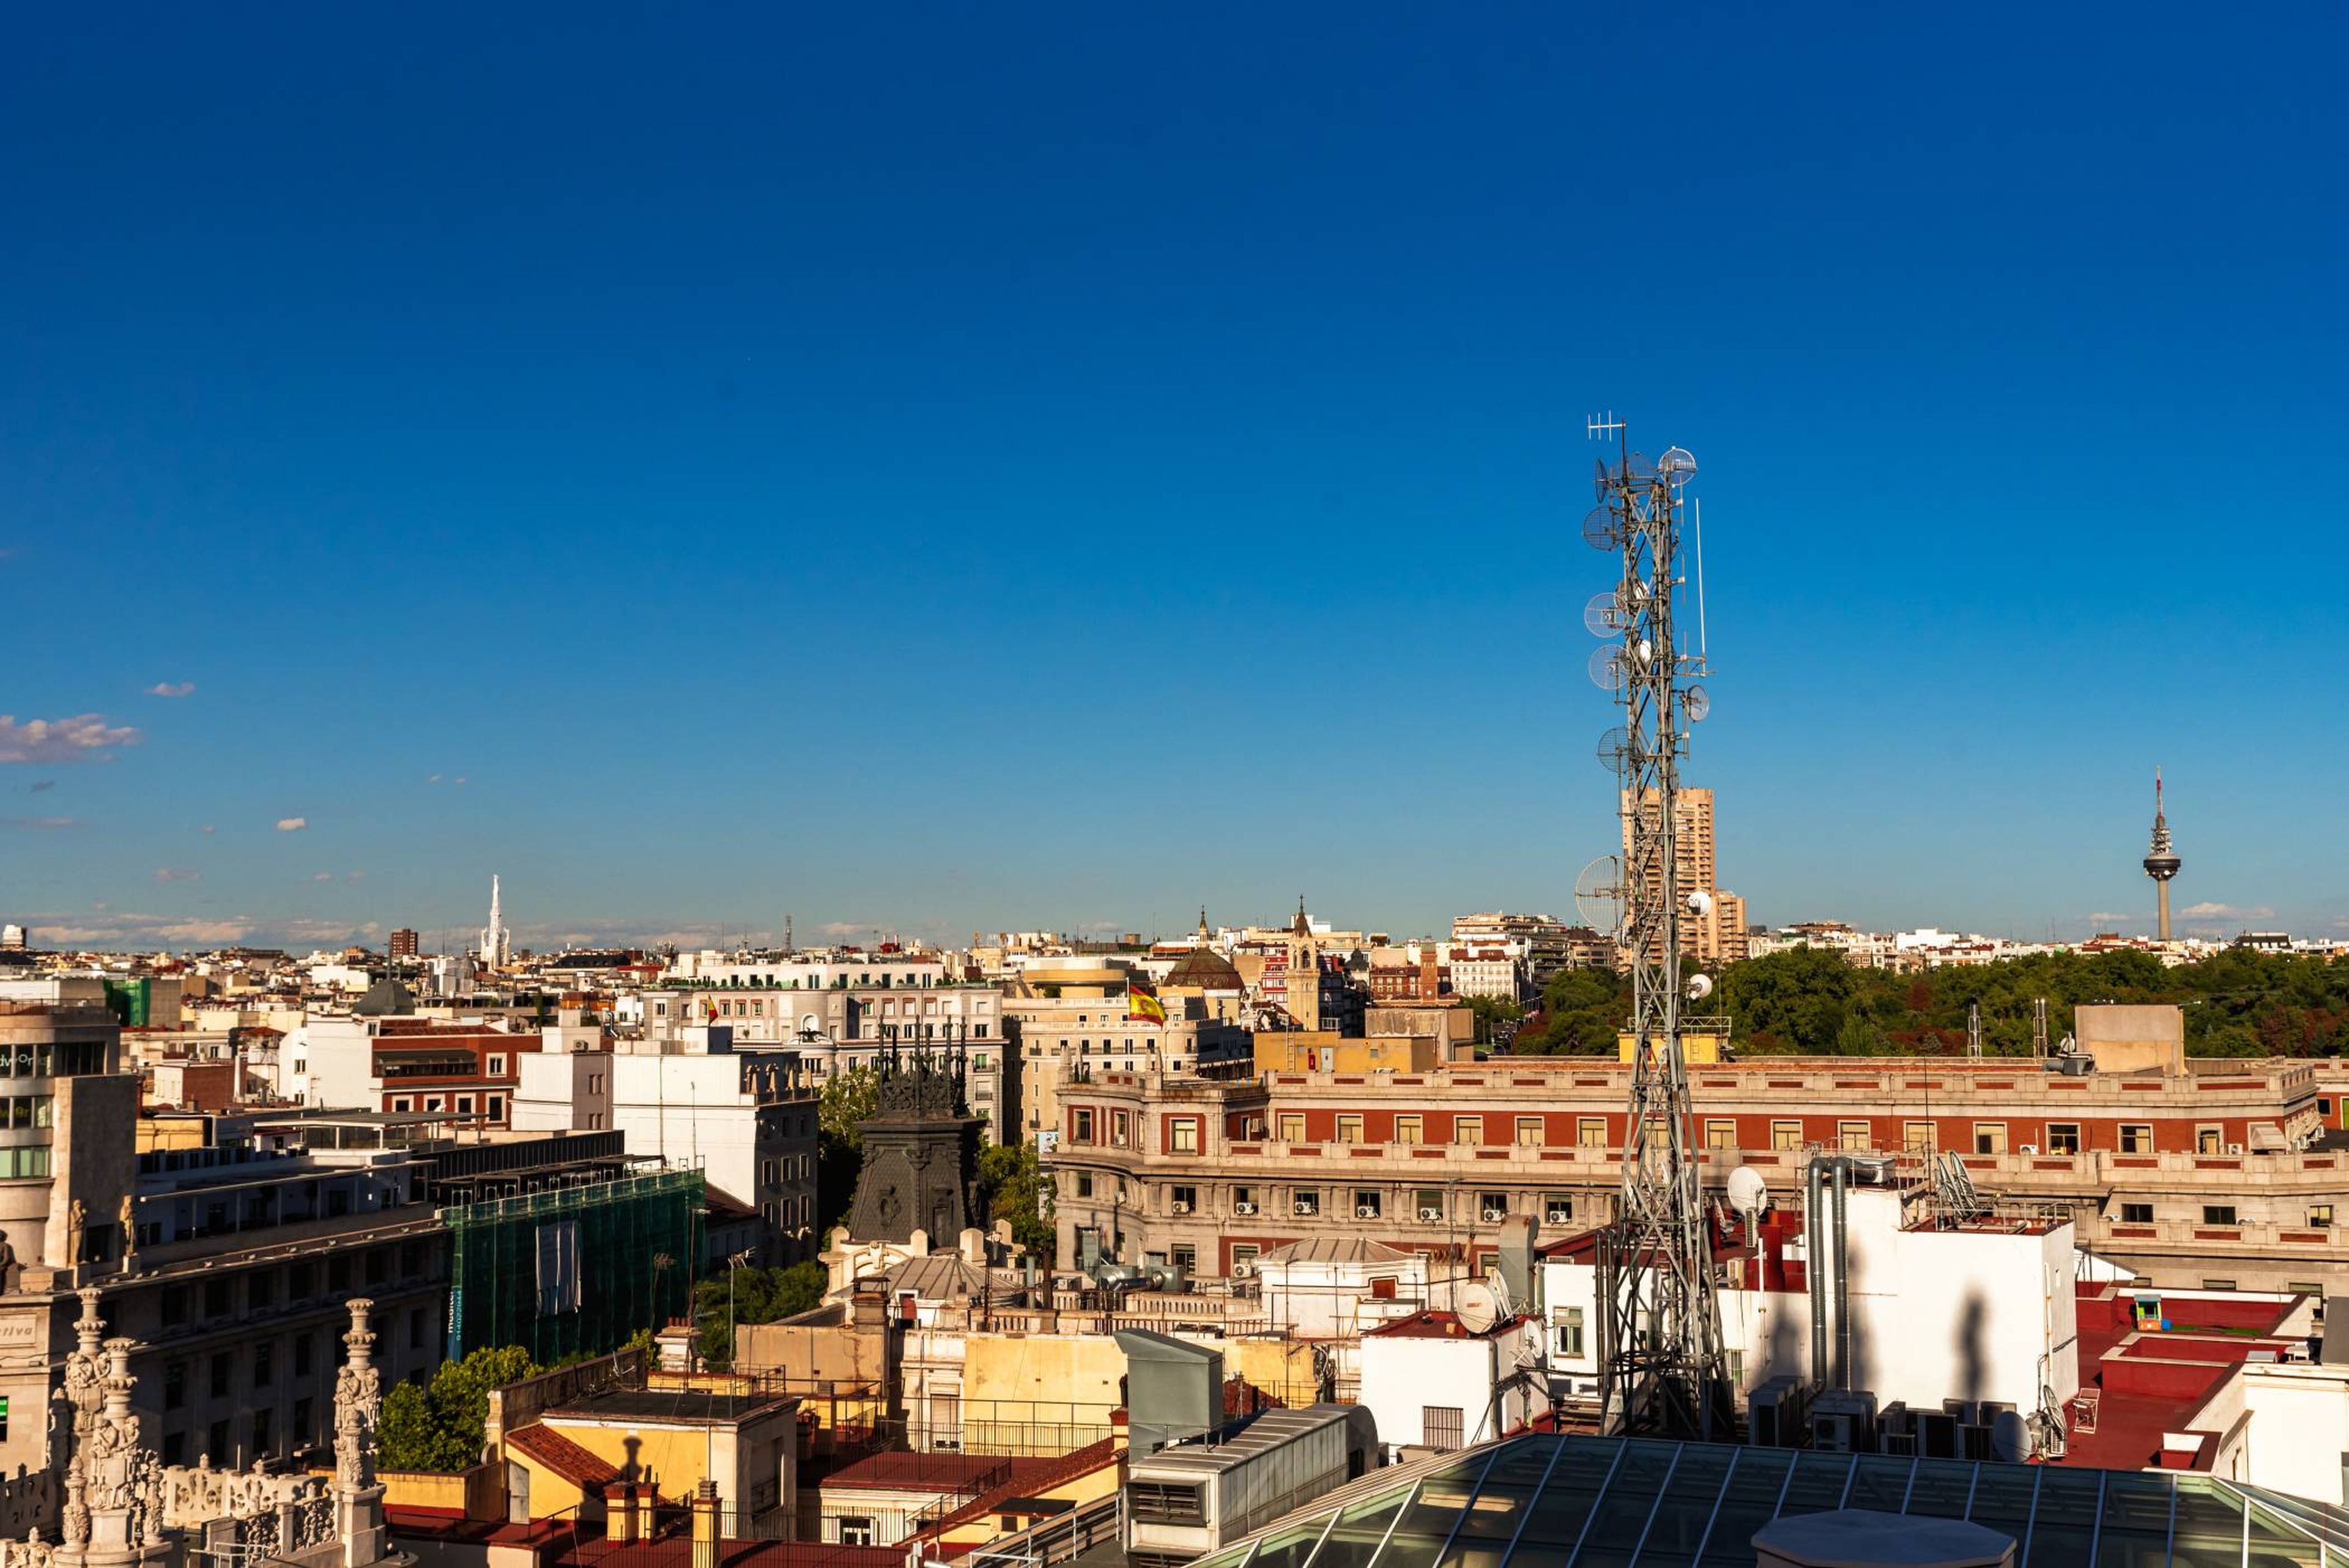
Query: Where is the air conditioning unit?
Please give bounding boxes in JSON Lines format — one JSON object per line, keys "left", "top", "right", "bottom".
{"left": 1811, "top": 1390, "right": 1880, "bottom": 1455}
{"left": 2019, "top": 1144, "right": 2037, "bottom": 1155}
{"left": 1881, "top": 1432, "right": 1917, "bottom": 1456}
{"left": 1482, "top": 1211, "right": 1506, "bottom": 1224}
{"left": 1419, "top": 1208, "right": 1444, "bottom": 1222}
{"left": 1356, "top": 1205, "right": 1379, "bottom": 1219}
{"left": 1234, "top": 1202, "right": 1257, "bottom": 1215}
{"left": 2228, "top": 1144, "right": 2245, "bottom": 1155}
{"left": 1171, "top": 1202, "right": 1191, "bottom": 1215}
{"left": 1232, "top": 1262, "right": 1255, "bottom": 1279}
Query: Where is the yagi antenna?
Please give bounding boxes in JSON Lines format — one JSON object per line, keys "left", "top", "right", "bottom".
{"left": 1587, "top": 412, "right": 1625, "bottom": 441}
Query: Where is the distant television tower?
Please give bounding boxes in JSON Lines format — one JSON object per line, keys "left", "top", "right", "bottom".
{"left": 2142, "top": 769, "right": 2182, "bottom": 942}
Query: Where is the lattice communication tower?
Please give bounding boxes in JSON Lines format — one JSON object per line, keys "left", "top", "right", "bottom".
{"left": 1582, "top": 417, "right": 1735, "bottom": 1439}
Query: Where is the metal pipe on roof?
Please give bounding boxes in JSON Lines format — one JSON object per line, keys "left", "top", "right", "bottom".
{"left": 1833, "top": 1159, "right": 1851, "bottom": 1392}
{"left": 1808, "top": 1158, "right": 1827, "bottom": 1389}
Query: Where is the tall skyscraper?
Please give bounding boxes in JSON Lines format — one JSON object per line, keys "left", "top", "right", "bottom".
{"left": 388, "top": 928, "right": 419, "bottom": 959}
{"left": 478, "top": 875, "right": 511, "bottom": 967}
{"left": 1621, "top": 786, "right": 1748, "bottom": 966}
{"left": 2143, "top": 769, "right": 2182, "bottom": 942}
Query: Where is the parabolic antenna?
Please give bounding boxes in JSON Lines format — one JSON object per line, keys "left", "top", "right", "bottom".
{"left": 1583, "top": 503, "right": 1620, "bottom": 551}
{"left": 1627, "top": 449, "right": 1655, "bottom": 481}
{"left": 1660, "top": 446, "right": 1697, "bottom": 488}
{"left": 1726, "top": 1166, "right": 1768, "bottom": 1216}
{"left": 1584, "top": 591, "right": 1628, "bottom": 638}
{"left": 1597, "top": 726, "right": 1628, "bottom": 774}
{"left": 1594, "top": 457, "right": 1611, "bottom": 501}
{"left": 1456, "top": 1280, "right": 1500, "bottom": 1334}
{"left": 1574, "top": 854, "right": 1625, "bottom": 936}
{"left": 1683, "top": 684, "right": 1711, "bottom": 722}
{"left": 1587, "top": 645, "right": 1625, "bottom": 690}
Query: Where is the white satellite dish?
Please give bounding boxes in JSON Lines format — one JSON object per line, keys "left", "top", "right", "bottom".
{"left": 1726, "top": 1166, "right": 1768, "bottom": 1216}
{"left": 1456, "top": 1280, "right": 1500, "bottom": 1334}
{"left": 1686, "top": 972, "right": 1715, "bottom": 1002}
{"left": 1686, "top": 889, "right": 1714, "bottom": 918}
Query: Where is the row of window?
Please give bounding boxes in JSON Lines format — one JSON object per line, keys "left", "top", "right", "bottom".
{"left": 388, "top": 1091, "right": 506, "bottom": 1119}
{"left": 1245, "top": 1115, "right": 2195, "bottom": 1156}
{"left": 2114, "top": 1202, "right": 2332, "bottom": 1229}
{"left": 1072, "top": 1173, "right": 1578, "bottom": 1227}
{"left": 0, "top": 1042, "right": 106, "bottom": 1078}
{"left": 158, "top": 1242, "right": 431, "bottom": 1326}
{"left": 0, "top": 1147, "right": 51, "bottom": 1179}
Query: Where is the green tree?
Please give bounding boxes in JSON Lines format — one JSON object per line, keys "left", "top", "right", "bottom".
{"left": 978, "top": 1140, "right": 1056, "bottom": 1261}
{"left": 817, "top": 1065, "right": 881, "bottom": 1235}
{"left": 1716, "top": 946, "right": 1855, "bottom": 1052}
{"left": 1462, "top": 994, "right": 1524, "bottom": 1046}
{"left": 378, "top": 1345, "right": 539, "bottom": 1473}
{"left": 1510, "top": 967, "right": 1629, "bottom": 1056}
{"left": 693, "top": 1261, "right": 830, "bottom": 1370}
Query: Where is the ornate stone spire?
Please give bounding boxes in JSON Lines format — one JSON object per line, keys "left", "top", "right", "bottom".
{"left": 333, "top": 1300, "right": 383, "bottom": 1495}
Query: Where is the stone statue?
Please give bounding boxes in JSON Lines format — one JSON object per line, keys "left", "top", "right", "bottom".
{"left": 118, "top": 1196, "right": 137, "bottom": 1267}
{"left": 64, "top": 1200, "right": 85, "bottom": 1269}
{"left": 0, "top": 1231, "right": 18, "bottom": 1293}
{"left": 15, "top": 1527, "right": 53, "bottom": 1568}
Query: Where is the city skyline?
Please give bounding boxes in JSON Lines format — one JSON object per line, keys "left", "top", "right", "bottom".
{"left": 7, "top": 6, "right": 2345, "bottom": 947}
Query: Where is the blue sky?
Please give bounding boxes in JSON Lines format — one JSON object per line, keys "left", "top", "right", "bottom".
{"left": 5, "top": 4, "right": 2345, "bottom": 952}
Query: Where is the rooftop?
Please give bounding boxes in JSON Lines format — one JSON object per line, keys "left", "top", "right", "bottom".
{"left": 1184, "top": 1431, "right": 2349, "bottom": 1568}
{"left": 546, "top": 1388, "right": 793, "bottom": 1426}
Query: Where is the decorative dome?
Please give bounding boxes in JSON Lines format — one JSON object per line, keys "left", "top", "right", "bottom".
{"left": 1163, "top": 945, "right": 1243, "bottom": 992}
{"left": 352, "top": 976, "right": 416, "bottom": 1017}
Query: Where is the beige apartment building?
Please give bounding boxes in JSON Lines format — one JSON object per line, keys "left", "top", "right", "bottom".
{"left": 1621, "top": 785, "right": 1750, "bottom": 965}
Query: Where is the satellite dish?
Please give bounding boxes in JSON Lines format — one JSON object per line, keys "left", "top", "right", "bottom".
{"left": 1627, "top": 449, "right": 1655, "bottom": 481}
{"left": 1726, "top": 1166, "right": 1768, "bottom": 1216}
{"left": 1686, "top": 971, "right": 1715, "bottom": 1002}
{"left": 1683, "top": 684, "right": 1711, "bottom": 722}
{"left": 1456, "top": 1280, "right": 1499, "bottom": 1335}
{"left": 1593, "top": 457, "right": 1611, "bottom": 501}
{"left": 1587, "top": 645, "right": 1625, "bottom": 690}
{"left": 1660, "top": 446, "right": 1697, "bottom": 487}
{"left": 800, "top": 1013, "right": 821, "bottom": 1034}
{"left": 1583, "top": 591, "right": 1628, "bottom": 638}
{"left": 1686, "top": 890, "right": 1714, "bottom": 918}
{"left": 1574, "top": 855, "right": 1624, "bottom": 937}
{"left": 1583, "top": 503, "right": 1620, "bottom": 551}
{"left": 1597, "top": 726, "right": 1628, "bottom": 774}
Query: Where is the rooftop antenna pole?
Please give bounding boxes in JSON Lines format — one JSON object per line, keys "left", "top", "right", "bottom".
{"left": 1586, "top": 415, "right": 1733, "bottom": 1441}
{"left": 1967, "top": 1000, "right": 1983, "bottom": 1059}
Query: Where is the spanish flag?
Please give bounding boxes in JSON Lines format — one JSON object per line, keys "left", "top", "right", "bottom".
{"left": 1127, "top": 978, "right": 1167, "bottom": 1023}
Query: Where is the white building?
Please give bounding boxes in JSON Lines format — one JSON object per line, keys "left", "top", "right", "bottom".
{"left": 1356, "top": 1310, "right": 1545, "bottom": 1454}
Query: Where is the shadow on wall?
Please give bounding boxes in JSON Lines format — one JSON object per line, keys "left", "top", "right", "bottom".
{"left": 1958, "top": 1287, "right": 1987, "bottom": 1403}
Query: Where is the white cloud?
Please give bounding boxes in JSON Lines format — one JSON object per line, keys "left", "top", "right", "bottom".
{"left": 146, "top": 682, "right": 196, "bottom": 698}
{"left": 4, "top": 816, "right": 78, "bottom": 830}
{"left": 2085, "top": 912, "right": 2137, "bottom": 925}
{"left": 453, "top": 777, "right": 469, "bottom": 786}
{"left": 152, "top": 868, "right": 201, "bottom": 884}
{"left": 426, "top": 774, "right": 441, "bottom": 784}
{"left": 276, "top": 817, "right": 308, "bottom": 832}
{"left": 200, "top": 824, "right": 216, "bottom": 835}
{"left": 310, "top": 871, "right": 335, "bottom": 882}
{"left": 0, "top": 714, "right": 141, "bottom": 764}
{"left": 347, "top": 870, "right": 367, "bottom": 881}
{"left": 2178, "top": 901, "right": 2274, "bottom": 921}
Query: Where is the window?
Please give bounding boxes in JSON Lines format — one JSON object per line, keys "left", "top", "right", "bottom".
{"left": 2047, "top": 1124, "right": 2082, "bottom": 1155}
{"left": 1903, "top": 1122, "right": 1935, "bottom": 1155}
{"left": 1354, "top": 1190, "right": 1383, "bottom": 1219}
{"left": 1838, "top": 1120, "right": 1869, "bottom": 1151}
{"left": 1515, "top": 1116, "right": 1544, "bottom": 1148}
{"left": 1075, "top": 1174, "right": 1093, "bottom": 1199}
{"left": 1170, "top": 1117, "right": 1200, "bottom": 1154}
{"left": 1556, "top": 1307, "right": 1586, "bottom": 1358}
{"left": 1171, "top": 1244, "right": 1196, "bottom": 1274}
{"left": 1394, "top": 1115, "right": 1423, "bottom": 1145}
{"left": 2203, "top": 1205, "right": 2238, "bottom": 1227}
{"left": 1454, "top": 1116, "right": 1484, "bottom": 1147}
{"left": 254, "top": 1344, "right": 274, "bottom": 1388}
{"left": 2202, "top": 1279, "right": 2238, "bottom": 1292}
{"left": 1417, "top": 1189, "right": 1444, "bottom": 1222}
{"left": 1072, "top": 1108, "right": 1095, "bottom": 1143}
{"left": 1336, "top": 1114, "right": 1364, "bottom": 1145}
{"left": 1545, "top": 1195, "right": 1574, "bottom": 1225}
{"left": 209, "top": 1421, "right": 229, "bottom": 1463}
{"left": 1278, "top": 1113, "right": 1305, "bottom": 1144}
{"left": 2119, "top": 1203, "right": 2154, "bottom": 1224}
{"left": 294, "top": 1335, "right": 314, "bottom": 1377}
{"left": 1112, "top": 1111, "right": 1130, "bottom": 1147}
{"left": 1130, "top": 1483, "right": 1206, "bottom": 1524}
{"left": 251, "top": 1409, "right": 272, "bottom": 1455}
{"left": 1578, "top": 1117, "right": 1608, "bottom": 1148}
{"left": 2197, "top": 1127, "right": 2224, "bottom": 1155}
{"left": 1424, "top": 1406, "right": 1465, "bottom": 1452}
{"left": 1973, "top": 1123, "right": 2008, "bottom": 1155}
{"left": 1479, "top": 1193, "right": 1507, "bottom": 1222}
{"left": 2314, "top": 1205, "right": 2337, "bottom": 1229}
{"left": 1231, "top": 1244, "right": 1260, "bottom": 1271}
{"left": 1771, "top": 1121, "right": 1802, "bottom": 1151}
{"left": 487, "top": 1054, "right": 506, "bottom": 1075}
{"left": 1292, "top": 1189, "right": 1321, "bottom": 1218}
{"left": 165, "top": 1363, "right": 186, "bottom": 1410}
{"left": 1232, "top": 1185, "right": 1257, "bottom": 1215}
{"left": 1704, "top": 1120, "right": 1736, "bottom": 1150}
{"left": 161, "top": 1287, "right": 188, "bottom": 1327}
{"left": 838, "top": 1518, "right": 876, "bottom": 1548}
{"left": 1171, "top": 1185, "right": 1198, "bottom": 1213}
{"left": 2120, "top": 1124, "right": 2153, "bottom": 1154}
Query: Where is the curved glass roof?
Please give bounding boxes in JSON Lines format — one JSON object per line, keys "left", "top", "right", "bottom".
{"left": 1186, "top": 1433, "right": 2349, "bottom": 1568}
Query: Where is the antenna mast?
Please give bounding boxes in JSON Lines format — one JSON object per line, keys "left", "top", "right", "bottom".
{"left": 1586, "top": 415, "right": 1734, "bottom": 1440}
